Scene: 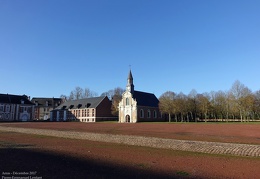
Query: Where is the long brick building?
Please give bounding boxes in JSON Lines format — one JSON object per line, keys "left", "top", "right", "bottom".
{"left": 50, "top": 96, "right": 116, "bottom": 122}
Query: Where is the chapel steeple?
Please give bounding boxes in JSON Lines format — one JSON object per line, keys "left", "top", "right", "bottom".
{"left": 126, "top": 70, "right": 134, "bottom": 94}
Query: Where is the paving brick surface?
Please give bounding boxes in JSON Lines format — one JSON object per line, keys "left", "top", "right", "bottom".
{"left": 0, "top": 126, "right": 259, "bottom": 157}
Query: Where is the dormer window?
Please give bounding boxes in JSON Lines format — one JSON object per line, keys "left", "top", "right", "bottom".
{"left": 45, "top": 101, "right": 48, "bottom": 106}
{"left": 21, "top": 100, "right": 24, "bottom": 104}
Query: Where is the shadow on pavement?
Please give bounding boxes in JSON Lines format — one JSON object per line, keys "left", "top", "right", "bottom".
{"left": 0, "top": 147, "right": 194, "bottom": 179}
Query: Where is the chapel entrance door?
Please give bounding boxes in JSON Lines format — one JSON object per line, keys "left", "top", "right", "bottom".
{"left": 125, "top": 115, "right": 130, "bottom": 123}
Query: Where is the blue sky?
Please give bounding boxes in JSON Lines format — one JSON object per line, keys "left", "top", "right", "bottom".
{"left": 1, "top": 0, "right": 260, "bottom": 98}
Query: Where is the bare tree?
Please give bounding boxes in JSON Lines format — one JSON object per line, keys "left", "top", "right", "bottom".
{"left": 175, "top": 92, "right": 188, "bottom": 122}
{"left": 188, "top": 89, "right": 198, "bottom": 121}
{"left": 159, "top": 91, "right": 176, "bottom": 122}
{"left": 68, "top": 91, "right": 75, "bottom": 100}
{"left": 197, "top": 93, "right": 210, "bottom": 121}
{"left": 83, "top": 88, "right": 98, "bottom": 98}
{"left": 65, "top": 87, "right": 98, "bottom": 101}
{"left": 240, "top": 92, "right": 254, "bottom": 121}
{"left": 101, "top": 87, "right": 124, "bottom": 116}
{"left": 100, "top": 90, "right": 114, "bottom": 100}
{"left": 111, "top": 87, "right": 124, "bottom": 116}
{"left": 230, "top": 80, "right": 252, "bottom": 121}
{"left": 214, "top": 91, "right": 227, "bottom": 120}
{"left": 60, "top": 94, "right": 68, "bottom": 102}
{"left": 74, "top": 86, "right": 83, "bottom": 100}
{"left": 253, "top": 90, "right": 260, "bottom": 119}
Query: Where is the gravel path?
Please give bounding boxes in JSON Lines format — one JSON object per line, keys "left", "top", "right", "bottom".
{"left": 0, "top": 126, "right": 259, "bottom": 157}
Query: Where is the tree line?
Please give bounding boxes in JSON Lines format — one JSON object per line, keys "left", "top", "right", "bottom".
{"left": 60, "top": 87, "right": 99, "bottom": 101}
{"left": 61, "top": 80, "right": 260, "bottom": 122}
{"left": 159, "top": 80, "right": 260, "bottom": 122}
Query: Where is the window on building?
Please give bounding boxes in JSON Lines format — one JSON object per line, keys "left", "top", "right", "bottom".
{"left": 147, "top": 110, "right": 151, "bottom": 118}
{"left": 0, "top": 105, "right": 4, "bottom": 112}
{"left": 20, "top": 107, "right": 25, "bottom": 113}
{"left": 92, "top": 109, "right": 95, "bottom": 117}
{"left": 126, "top": 98, "right": 129, "bottom": 106}
{"left": 153, "top": 110, "right": 157, "bottom": 118}
{"left": 140, "top": 109, "right": 144, "bottom": 118}
{"left": 6, "top": 105, "right": 10, "bottom": 112}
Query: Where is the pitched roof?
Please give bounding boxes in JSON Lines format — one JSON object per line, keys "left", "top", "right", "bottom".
{"left": 133, "top": 91, "right": 159, "bottom": 107}
{"left": 31, "top": 97, "right": 62, "bottom": 107}
{"left": 0, "top": 94, "right": 34, "bottom": 105}
{"left": 55, "top": 96, "right": 107, "bottom": 110}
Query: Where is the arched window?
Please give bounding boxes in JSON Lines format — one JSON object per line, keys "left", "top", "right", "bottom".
{"left": 126, "top": 98, "right": 129, "bottom": 106}
{"left": 153, "top": 110, "right": 157, "bottom": 118}
{"left": 140, "top": 109, "right": 144, "bottom": 118}
{"left": 147, "top": 109, "right": 151, "bottom": 118}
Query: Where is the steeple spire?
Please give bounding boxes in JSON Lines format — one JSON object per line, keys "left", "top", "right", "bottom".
{"left": 126, "top": 70, "right": 134, "bottom": 94}
{"left": 128, "top": 70, "right": 133, "bottom": 81}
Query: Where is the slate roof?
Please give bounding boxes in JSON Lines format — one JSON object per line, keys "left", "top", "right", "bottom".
{"left": 55, "top": 96, "right": 107, "bottom": 110}
{"left": 31, "top": 97, "right": 62, "bottom": 107}
{"left": 133, "top": 90, "right": 159, "bottom": 107}
{"left": 0, "top": 94, "right": 34, "bottom": 105}
{"left": 128, "top": 70, "right": 133, "bottom": 80}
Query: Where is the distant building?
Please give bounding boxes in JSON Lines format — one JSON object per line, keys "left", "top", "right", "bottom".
{"left": 31, "top": 97, "right": 63, "bottom": 120}
{"left": 118, "top": 70, "right": 165, "bottom": 123}
{"left": 0, "top": 93, "right": 35, "bottom": 121}
{"left": 50, "top": 96, "right": 116, "bottom": 122}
